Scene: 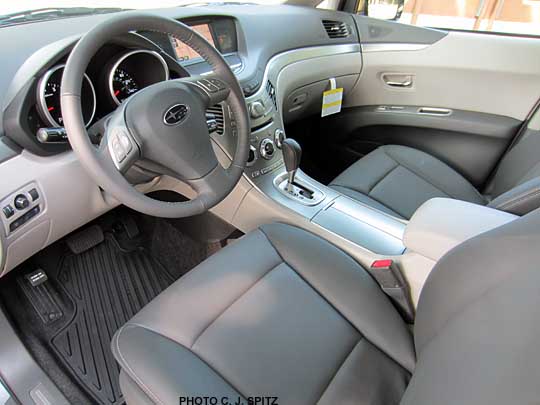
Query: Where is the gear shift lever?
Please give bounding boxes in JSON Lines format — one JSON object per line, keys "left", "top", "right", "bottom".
{"left": 282, "top": 138, "right": 302, "bottom": 192}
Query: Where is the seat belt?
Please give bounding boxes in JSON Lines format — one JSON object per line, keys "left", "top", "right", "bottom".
{"left": 366, "top": 259, "right": 415, "bottom": 323}
{"left": 483, "top": 96, "right": 540, "bottom": 192}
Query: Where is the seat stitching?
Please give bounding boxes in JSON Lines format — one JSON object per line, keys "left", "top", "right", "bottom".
{"left": 367, "top": 160, "right": 400, "bottom": 193}
{"left": 115, "top": 324, "right": 165, "bottom": 405}
{"left": 385, "top": 147, "right": 483, "bottom": 201}
{"left": 116, "top": 323, "right": 249, "bottom": 401}
{"left": 191, "top": 262, "right": 282, "bottom": 348}
{"left": 260, "top": 227, "right": 413, "bottom": 371}
{"left": 494, "top": 188, "right": 540, "bottom": 210}
{"left": 315, "top": 338, "right": 362, "bottom": 404}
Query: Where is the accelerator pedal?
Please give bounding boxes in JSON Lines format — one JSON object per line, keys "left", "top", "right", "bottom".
{"left": 66, "top": 225, "right": 104, "bottom": 254}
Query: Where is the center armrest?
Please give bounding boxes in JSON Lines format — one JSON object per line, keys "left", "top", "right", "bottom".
{"left": 404, "top": 198, "right": 517, "bottom": 262}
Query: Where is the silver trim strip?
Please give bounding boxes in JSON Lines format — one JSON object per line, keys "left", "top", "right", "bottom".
{"left": 0, "top": 380, "right": 10, "bottom": 405}
{"left": 417, "top": 106, "right": 452, "bottom": 116}
{"left": 108, "top": 49, "right": 169, "bottom": 106}
{"left": 361, "top": 43, "right": 429, "bottom": 53}
{"left": 245, "top": 43, "right": 361, "bottom": 105}
{"left": 242, "top": 43, "right": 361, "bottom": 191}
{"left": 37, "top": 64, "right": 96, "bottom": 128}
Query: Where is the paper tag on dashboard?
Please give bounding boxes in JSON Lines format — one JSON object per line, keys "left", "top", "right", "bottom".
{"left": 322, "top": 78, "right": 343, "bottom": 117}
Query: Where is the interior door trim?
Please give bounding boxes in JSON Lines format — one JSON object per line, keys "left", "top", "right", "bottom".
{"left": 361, "top": 43, "right": 430, "bottom": 53}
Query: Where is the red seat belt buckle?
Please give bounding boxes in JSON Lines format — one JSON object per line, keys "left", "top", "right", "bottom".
{"left": 371, "top": 259, "right": 393, "bottom": 269}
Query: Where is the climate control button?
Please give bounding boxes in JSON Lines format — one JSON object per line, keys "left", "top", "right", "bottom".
{"left": 249, "top": 101, "right": 265, "bottom": 119}
{"left": 260, "top": 138, "right": 275, "bottom": 160}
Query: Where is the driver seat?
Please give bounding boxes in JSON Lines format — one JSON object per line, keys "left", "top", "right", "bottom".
{"left": 112, "top": 216, "right": 540, "bottom": 404}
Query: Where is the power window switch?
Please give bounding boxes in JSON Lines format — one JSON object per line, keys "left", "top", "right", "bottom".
{"left": 29, "top": 188, "right": 39, "bottom": 201}
{"left": 2, "top": 205, "right": 14, "bottom": 219}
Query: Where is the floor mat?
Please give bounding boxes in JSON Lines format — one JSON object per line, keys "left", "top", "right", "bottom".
{"left": 0, "top": 211, "right": 229, "bottom": 405}
{"left": 48, "top": 236, "right": 174, "bottom": 405}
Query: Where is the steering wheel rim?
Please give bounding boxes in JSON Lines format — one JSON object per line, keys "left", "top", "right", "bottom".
{"left": 61, "top": 13, "right": 250, "bottom": 218}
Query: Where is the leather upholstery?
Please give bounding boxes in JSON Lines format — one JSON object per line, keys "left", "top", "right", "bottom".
{"left": 331, "top": 136, "right": 540, "bottom": 218}
{"left": 402, "top": 208, "right": 540, "bottom": 405}
{"left": 112, "top": 223, "right": 414, "bottom": 404}
{"left": 113, "top": 214, "right": 540, "bottom": 404}
{"left": 485, "top": 129, "right": 540, "bottom": 214}
{"left": 330, "top": 145, "right": 485, "bottom": 219}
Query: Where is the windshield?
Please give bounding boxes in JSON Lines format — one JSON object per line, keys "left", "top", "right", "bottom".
{"left": 0, "top": 0, "right": 285, "bottom": 26}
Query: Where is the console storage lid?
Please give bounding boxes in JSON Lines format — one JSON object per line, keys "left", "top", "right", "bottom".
{"left": 404, "top": 198, "right": 517, "bottom": 262}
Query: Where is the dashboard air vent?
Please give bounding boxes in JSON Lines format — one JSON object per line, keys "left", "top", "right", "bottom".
{"left": 206, "top": 105, "right": 224, "bottom": 135}
{"left": 322, "top": 20, "right": 350, "bottom": 39}
{"left": 266, "top": 80, "right": 277, "bottom": 109}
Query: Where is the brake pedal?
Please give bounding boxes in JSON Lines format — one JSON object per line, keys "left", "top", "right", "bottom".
{"left": 66, "top": 225, "right": 104, "bottom": 254}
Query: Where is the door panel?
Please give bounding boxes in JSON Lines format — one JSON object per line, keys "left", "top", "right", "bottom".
{"left": 331, "top": 21, "right": 540, "bottom": 187}
{"left": 322, "top": 106, "right": 520, "bottom": 187}
{"left": 348, "top": 29, "right": 540, "bottom": 120}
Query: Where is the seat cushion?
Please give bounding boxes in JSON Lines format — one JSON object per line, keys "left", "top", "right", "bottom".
{"left": 112, "top": 223, "right": 415, "bottom": 405}
{"left": 330, "top": 145, "right": 486, "bottom": 219}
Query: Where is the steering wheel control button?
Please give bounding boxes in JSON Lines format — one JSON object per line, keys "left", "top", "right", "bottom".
{"left": 109, "top": 128, "right": 134, "bottom": 166}
{"left": 117, "top": 131, "right": 133, "bottom": 154}
{"left": 260, "top": 138, "right": 275, "bottom": 160}
{"left": 163, "top": 104, "right": 189, "bottom": 126}
{"left": 111, "top": 136, "right": 126, "bottom": 163}
{"left": 274, "top": 129, "right": 286, "bottom": 149}
{"left": 2, "top": 205, "right": 14, "bottom": 219}
{"left": 28, "top": 188, "right": 39, "bottom": 201}
{"left": 14, "top": 194, "right": 30, "bottom": 210}
{"left": 249, "top": 101, "right": 265, "bottom": 119}
{"left": 207, "top": 78, "right": 227, "bottom": 91}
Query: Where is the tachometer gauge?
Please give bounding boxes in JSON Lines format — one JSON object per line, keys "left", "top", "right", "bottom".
{"left": 111, "top": 68, "right": 139, "bottom": 104}
{"left": 37, "top": 64, "right": 96, "bottom": 128}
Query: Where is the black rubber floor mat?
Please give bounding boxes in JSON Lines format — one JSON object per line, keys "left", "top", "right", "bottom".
{"left": 51, "top": 236, "right": 174, "bottom": 405}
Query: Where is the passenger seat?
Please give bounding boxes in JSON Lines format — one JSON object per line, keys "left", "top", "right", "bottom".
{"left": 330, "top": 128, "right": 540, "bottom": 219}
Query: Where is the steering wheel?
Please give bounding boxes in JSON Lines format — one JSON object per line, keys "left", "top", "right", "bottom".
{"left": 61, "top": 13, "right": 249, "bottom": 218}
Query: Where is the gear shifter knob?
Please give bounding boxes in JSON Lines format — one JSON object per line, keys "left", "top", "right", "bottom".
{"left": 282, "top": 138, "right": 302, "bottom": 190}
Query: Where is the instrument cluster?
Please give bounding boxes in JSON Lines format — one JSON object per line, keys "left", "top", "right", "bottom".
{"left": 35, "top": 48, "right": 171, "bottom": 131}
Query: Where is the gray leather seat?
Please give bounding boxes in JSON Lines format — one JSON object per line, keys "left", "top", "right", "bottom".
{"left": 112, "top": 218, "right": 540, "bottom": 404}
{"left": 331, "top": 131, "right": 540, "bottom": 219}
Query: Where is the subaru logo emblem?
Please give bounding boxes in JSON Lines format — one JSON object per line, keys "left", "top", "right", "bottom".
{"left": 163, "top": 104, "right": 189, "bottom": 126}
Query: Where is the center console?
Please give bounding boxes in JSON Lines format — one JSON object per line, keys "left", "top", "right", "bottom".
{"left": 207, "top": 44, "right": 409, "bottom": 264}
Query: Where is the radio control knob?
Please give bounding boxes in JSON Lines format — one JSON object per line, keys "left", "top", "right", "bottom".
{"left": 249, "top": 101, "right": 265, "bottom": 119}
{"left": 260, "top": 139, "right": 275, "bottom": 160}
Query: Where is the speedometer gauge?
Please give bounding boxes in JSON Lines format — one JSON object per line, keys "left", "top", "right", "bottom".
{"left": 37, "top": 65, "right": 96, "bottom": 128}
{"left": 109, "top": 49, "right": 169, "bottom": 105}
{"left": 111, "top": 68, "right": 139, "bottom": 104}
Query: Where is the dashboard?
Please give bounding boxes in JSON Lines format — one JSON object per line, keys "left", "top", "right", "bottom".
{"left": 0, "top": 4, "right": 363, "bottom": 275}
{"left": 9, "top": 16, "right": 242, "bottom": 151}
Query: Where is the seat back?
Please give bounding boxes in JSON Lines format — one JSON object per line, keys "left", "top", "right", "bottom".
{"left": 490, "top": 127, "right": 540, "bottom": 198}
{"left": 401, "top": 208, "right": 540, "bottom": 404}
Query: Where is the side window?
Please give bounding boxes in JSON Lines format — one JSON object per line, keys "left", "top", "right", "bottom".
{"left": 358, "top": 0, "right": 540, "bottom": 37}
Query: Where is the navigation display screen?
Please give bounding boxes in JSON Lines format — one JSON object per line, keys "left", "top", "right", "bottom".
{"left": 172, "top": 24, "right": 215, "bottom": 62}
{"left": 170, "top": 19, "right": 237, "bottom": 62}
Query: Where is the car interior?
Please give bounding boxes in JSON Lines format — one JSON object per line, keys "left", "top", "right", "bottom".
{"left": 0, "top": 0, "right": 540, "bottom": 404}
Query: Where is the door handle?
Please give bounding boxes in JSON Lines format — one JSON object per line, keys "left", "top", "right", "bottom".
{"left": 382, "top": 74, "right": 413, "bottom": 88}
{"left": 385, "top": 79, "right": 413, "bottom": 87}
